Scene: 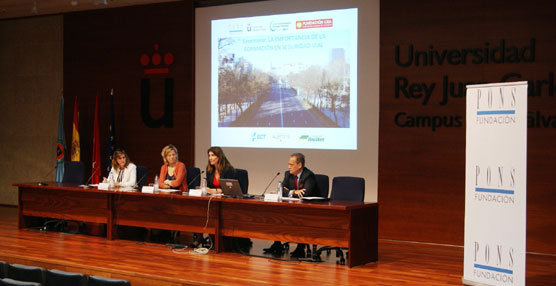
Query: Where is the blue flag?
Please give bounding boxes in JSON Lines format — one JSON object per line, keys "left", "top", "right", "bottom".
{"left": 55, "top": 97, "right": 66, "bottom": 182}
{"left": 106, "top": 89, "right": 116, "bottom": 175}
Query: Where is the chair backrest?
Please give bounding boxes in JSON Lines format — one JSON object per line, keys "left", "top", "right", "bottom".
{"left": 314, "top": 174, "right": 329, "bottom": 198}
{"left": 186, "top": 166, "right": 201, "bottom": 189}
{"left": 0, "top": 261, "right": 7, "bottom": 279}
{"left": 87, "top": 276, "right": 130, "bottom": 286}
{"left": 62, "top": 161, "right": 85, "bottom": 184}
{"left": 0, "top": 278, "right": 42, "bottom": 286}
{"left": 6, "top": 264, "right": 45, "bottom": 285}
{"left": 330, "top": 176, "right": 365, "bottom": 202}
{"left": 236, "top": 168, "right": 249, "bottom": 194}
{"left": 45, "top": 269, "right": 86, "bottom": 286}
{"left": 135, "top": 165, "right": 148, "bottom": 188}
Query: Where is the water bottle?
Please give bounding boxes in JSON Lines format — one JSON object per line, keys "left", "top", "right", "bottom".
{"left": 201, "top": 176, "right": 207, "bottom": 193}
{"left": 277, "top": 181, "right": 283, "bottom": 201}
{"left": 154, "top": 175, "right": 159, "bottom": 192}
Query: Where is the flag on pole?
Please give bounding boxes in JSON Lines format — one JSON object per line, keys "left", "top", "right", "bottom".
{"left": 106, "top": 89, "right": 116, "bottom": 175}
{"left": 55, "top": 97, "right": 66, "bottom": 182}
{"left": 71, "top": 96, "right": 80, "bottom": 161}
{"left": 91, "top": 96, "right": 101, "bottom": 184}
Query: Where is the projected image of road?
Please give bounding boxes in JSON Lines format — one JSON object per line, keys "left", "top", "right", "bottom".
{"left": 227, "top": 81, "right": 341, "bottom": 127}
{"left": 216, "top": 37, "right": 351, "bottom": 128}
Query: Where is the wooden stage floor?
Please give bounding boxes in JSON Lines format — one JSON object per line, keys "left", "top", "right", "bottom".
{"left": 0, "top": 206, "right": 554, "bottom": 285}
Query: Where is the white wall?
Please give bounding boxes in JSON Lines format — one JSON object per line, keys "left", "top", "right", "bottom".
{"left": 195, "top": 0, "right": 379, "bottom": 201}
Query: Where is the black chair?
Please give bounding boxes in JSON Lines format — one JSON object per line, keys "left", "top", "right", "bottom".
{"left": 0, "top": 278, "right": 42, "bottom": 286}
{"left": 0, "top": 261, "right": 7, "bottom": 278}
{"left": 282, "top": 175, "right": 330, "bottom": 257}
{"left": 87, "top": 276, "right": 130, "bottom": 286}
{"left": 312, "top": 176, "right": 365, "bottom": 265}
{"left": 302, "top": 174, "right": 330, "bottom": 256}
{"left": 236, "top": 168, "right": 249, "bottom": 194}
{"left": 6, "top": 264, "right": 45, "bottom": 285}
{"left": 135, "top": 165, "right": 148, "bottom": 189}
{"left": 62, "top": 161, "right": 85, "bottom": 184}
{"left": 186, "top": 166, "right": 201, "bottom": 189}
{"left": 314, "top": 174, "right": 329, "bottom": 198}
{"left": 57, "top": 161, "right": 86, "bottom": 232}
{"left": 330, "top": 176, "right": 365, "bottom": 201}
{"left": 45, "top": 269, "right": 86, "bottom": 286}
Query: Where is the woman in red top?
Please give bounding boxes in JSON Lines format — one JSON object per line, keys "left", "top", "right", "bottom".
{"left": 158, "top": 144, "right": 187, "bottom": 192}
{"left": 206, "top": 146, "right": 237, "bottom": 189}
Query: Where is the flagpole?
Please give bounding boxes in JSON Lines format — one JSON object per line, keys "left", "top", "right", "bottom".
{"left": 107, "top": 88, "right": 116, "bottom": 176}
{"left": 91, "top": 96, "right": 101, "bottom": 184}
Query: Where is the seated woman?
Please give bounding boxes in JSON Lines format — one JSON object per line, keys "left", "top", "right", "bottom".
{"left": 105, "top": 149, "right": 136, "bottom": 188}
{"left": 206, "top": 146, "right": 238, "bottom": 192}
{"left": 158, "top": 144, "right": 187, "bottom": 192}
{"left": 150, "top": 145, "right": 187, "bottom": 244}
{"left": 203, "top": 147, "right": 251, "bottom": 251}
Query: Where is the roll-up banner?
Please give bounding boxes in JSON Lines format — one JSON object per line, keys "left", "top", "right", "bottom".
{"left": 463, "top": 81, "right": 527, "bottom": 286}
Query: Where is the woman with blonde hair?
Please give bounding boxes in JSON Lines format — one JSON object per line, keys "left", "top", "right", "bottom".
{"left": 158, "top": 144, "right": 187, "bottom": 192}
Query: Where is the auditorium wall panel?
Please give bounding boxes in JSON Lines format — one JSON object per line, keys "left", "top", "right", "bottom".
{"left": 0, "top": 15, "right": 63, "bottom": 205}
{"left": 63, "top": 1, "right": 195, "bottom": 182}
{"left": 379, "top": 0, "right": 556, "bottom": 253}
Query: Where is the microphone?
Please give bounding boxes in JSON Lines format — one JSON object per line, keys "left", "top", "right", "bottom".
{"left": 187, "top": 170, "right": 205, "bottom": 189}
{"left": 80, "top": 162, "right": 100, "bottom": 188}
{"left": 261, "top": 172, "right": 281, "bottom": 196}
{"left": 38, "top": 165, "right": 57, "bottom": 186}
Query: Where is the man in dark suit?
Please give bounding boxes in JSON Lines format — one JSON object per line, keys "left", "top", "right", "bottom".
{"left": 263, "top": 153, "right": 318, "bottom": 258}
{"left": 281, "top": 153, "right": 318, "bottom": 198}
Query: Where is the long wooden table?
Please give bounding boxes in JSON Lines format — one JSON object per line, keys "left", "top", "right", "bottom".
{"left": 14, "top": 182, "right": 378, "bottom": 267}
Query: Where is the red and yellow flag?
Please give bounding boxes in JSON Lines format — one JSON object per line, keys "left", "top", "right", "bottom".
{"left": 71, "top": 96, "right": 80, "bottom": 161}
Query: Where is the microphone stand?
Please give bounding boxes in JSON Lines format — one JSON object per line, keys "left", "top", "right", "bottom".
{"left": 80, "top": 163, "right": 100, "bottom": 188}
{"left": 134, "top": 169, "right": 151, "bottom": 189}
{"left": 261, "top": 172, "right": 281, "bottom": 196}
{"left": 38, "top": 166, "right": 57, "bottom": 186}
{"left": 187, "top": 170, "right": 205, "bottom": 189}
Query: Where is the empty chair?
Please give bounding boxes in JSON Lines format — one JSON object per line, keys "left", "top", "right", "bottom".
{"left": 135, "top": 165, "right": 148, "bottom": 188}
{"left": 0, "top": 278, "right": 42, "bottom": 286}
{"left": 186, "top": 166, "right": 201, "bottom": 189}
{"left": 45, "top": 269, "right": 86, "bottom": 286}
{"left": 6, "top": 264, "right": 45, "bottom": 285}
{"left": 0, "top": 261, "right": 7, "bottom": 278}
{"left": 330, "top": 176, "right": 365, "bottom": 201}
{"left": 87, "top": 276, "right": 130, "bottom": 286}
{"left": 59, "top": 161, "right": 86, "bottom": 231}
{"left": 62, "top": 161, "right": 85, "bottom": 184}
{"left": 313, "top": 176, "right": 365, "bottom": 265}
{"left": 314, "top": 174, "right": 330, "bottom": 198}
{"left": 235, "top": 168, "right": 249, "bottom": 194}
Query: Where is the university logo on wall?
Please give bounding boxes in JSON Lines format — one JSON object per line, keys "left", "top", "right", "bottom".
{"left": 140, "top": 44, "right": 175, "bottom": 128}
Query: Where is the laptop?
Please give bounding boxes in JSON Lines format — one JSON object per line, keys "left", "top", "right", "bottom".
{"left": 219, "top": 179, "right": 244, "bottom": 197}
